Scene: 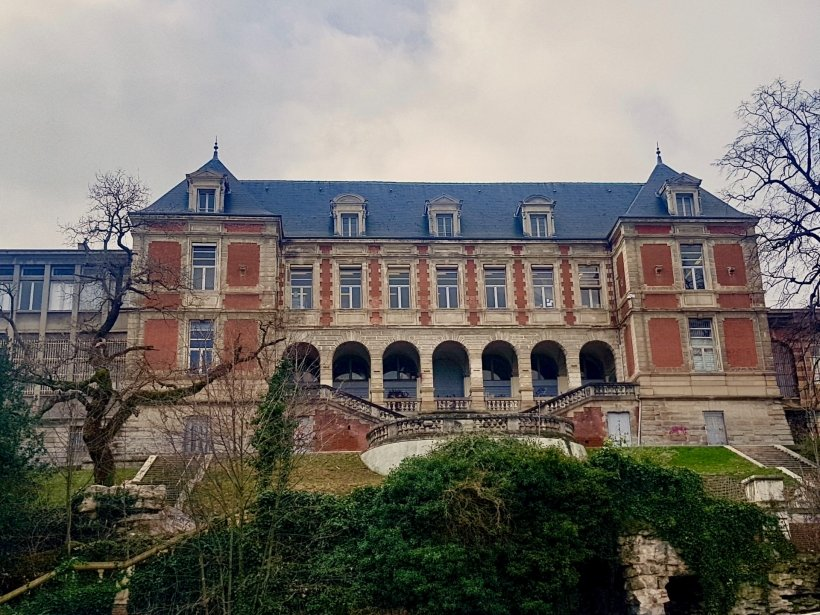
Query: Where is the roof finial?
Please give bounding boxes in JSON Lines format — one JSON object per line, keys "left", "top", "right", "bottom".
{"left": 656, "top": 142, "right": 663, "bottom": 165}
{"left": 213, "top": 137, "right": 219, "bottom": 160}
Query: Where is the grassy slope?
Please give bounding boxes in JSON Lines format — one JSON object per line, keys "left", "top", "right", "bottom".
{"left": 622, "top": 446, "right": 783, "bottom": 480}
{"left": 290, "top": 452, "right": 384, "bottom": 495}
{"left": 38, "top": 466, "right": 140, "bottom": 506}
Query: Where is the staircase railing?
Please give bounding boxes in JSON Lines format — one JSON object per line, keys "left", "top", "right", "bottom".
{"left": 302, "top": 384, "right": 405, "bottom": 421}
{"left": 523, "top": 382, "right": 638, "bottom": 415}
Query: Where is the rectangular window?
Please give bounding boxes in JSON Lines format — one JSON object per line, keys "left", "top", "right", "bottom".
{"left": 484, "top": 267, "right": 507, "bottom": 309}
{"left": 340, "top": 213, "right": 359, "bottom": 237}
{"left": 579, "top": 265, "right": 602, "bottom": 308}
{"left": 436, "top": 214, "right": 454, "bottom": 237}
{"left": 183, "top": 416, "right": 213, "bottom": 454}
{"left": 48, "top": 281, "right": 75, "bottom": 311}
{"left": 681, "top": 244, "right": 706, "bottom": 290}
{"left": 192, "top": 244, "right": 217, "bottom": 291}
{"left": 689, "top": 318, "right": 717, "bottom": 372}
{"left": 676, "top": 193, "right": 695, "bottom": 216}
{"left": 197, "top": 189, "right": 216, "bottom": 213}
{"left": 530, "top": 214, "right": 550, "bottom": 238}
{"left": 339, "top": 267, "right": 362, "bottom": 309}
{"left": 19, "top": 266, "right": 45, "bottom": 312}
{"left": 189, "top": 320, "right": 214, "bottom": 372}
{"left": 0, "top": 266, "right": 12, "bottom": 313}
{"left": 388, "top": 269, "right": 411, "bottom": 309}
{"left": 437, "top": 268, "right": 459, "bottom": 309}
{"left": 67, "top": 426, "right": 86, "bottom": 461}
{"left": 290, "top": 267, "right": 313, "bottom": 309}
{"left": 812, "top": 345, "right": 820, "bottom": 385}
{"left": 532, "top": 266, "right": 555, "bottom": 308}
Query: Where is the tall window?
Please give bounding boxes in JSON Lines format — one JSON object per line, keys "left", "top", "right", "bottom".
{"left": 437, "top": 268, "right": 459, "bottom": 308}
{"left": 290, "top": 267, "right": 313, "bottom": 309}
{"left": 339, "top": 267, "right": 362, "bottom": 309}
{"left": 192, "top": 245, "right": 217, "bottom": 291}
{"left": 0, "top": 265, "right": 11, "bottom": 313}
{"left": 189, "top": 320, "right": 214, "bottom": 372}
{"left": 689, "top": 319, "right": 717, "bottom": 372}
{"left": 530, "top": 214, "right": 550, "bottom": 238}
{"left": 18, "top": 266, "right": 44, "bottom": 312}
{"left": 340, "top": 213, "right": 359, "bottom": 237}
{"left": 485, "top": 267, "right": 507, "bottom": 309}
{"left": 388, "top": 269, "right": 410, "bottom": 309}
{"left": 579, "top": 265, "right": 601, "bottom": 308}
{"left": 48, "top": 265, "right": 76, "bottom": 312}
{"left": 812, "top": 345, "right": 820, "bottom": 384}
{"left": 436, "top": 214, "right": 454, "bottom": 237}
{"left": 183, "top": 415, "right": 213, "bottom": 453}
{"left": 197, "top": 189, "right": 216, "bottom": 213}
{"left": 681, "top": 244, "right": 706, "bottom": 290}
{"left": 532, "top": 266, "right": 554, "bottom": 308}
{"left": 676, "top": 193, "right": 695, "bottom": 216}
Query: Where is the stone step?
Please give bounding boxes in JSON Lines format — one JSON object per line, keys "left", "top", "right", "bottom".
{"left": 732, "top": 445, "right": 817, "bottom": 477}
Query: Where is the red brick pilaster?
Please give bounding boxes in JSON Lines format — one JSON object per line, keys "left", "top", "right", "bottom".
{"left": 560, "top": 255, "right": 575, "bottom": 325}
{"left": 465, "top": 255, "right": 480, "bottom": 326}
{"left": 512, "top": 258, "right": 528, "bottom": 325}
{"left": 319, "top": 244, "right": 333, "bottom": 327}
{"left": 417, "top": 245, "right": 431, "bottom": 325}
{"left": 368, "top": 245, "right": 382, "bottom": 325}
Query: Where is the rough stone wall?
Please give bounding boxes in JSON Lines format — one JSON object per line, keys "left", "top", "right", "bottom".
{"left": 620, "top": 533, "right": 820, "bottom": 615}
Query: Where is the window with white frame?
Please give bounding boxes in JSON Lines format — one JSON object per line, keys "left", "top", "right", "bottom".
{"left": 675, "top": 193, "right": 695, "bottom": 216}
{"left": 183, "top": 415, "right": 213, "bottom": 453}
{"left": 197, "top": 189, "right": 216, "bottom": 213}
{"left": 436, "top": 214, "right": 454, "bottom": 237}
{"left": 689, "top": 318, "right": 717, "bottom": 372}
{"left": 388, "top": 269, "right": 411, "bottom": 309}
{"left": 339, "top": 267, "right": 362, "bottom": 309}
{"left": 290, "top": 267, "right": 313, "bottom": 309}
{"left": 189, "top": 320, "right": 214, "bottom": 372}
{"left": 340, "top": 213, "right": 360, "bottom": 237}
{"left": 532, "top": 266, "right": 554, "bottom": 308}
{"left": 681, "top": 244, "right": 706, "bottom": 290}
{"left": 530, "top": 214, "right": 550, "bottom": 238}
{"left": 18, "top": 266, "right": 44, "bottom": 312}
{"left": 0, "top": 265, "right": 13, "bottom": 313}
{"left": 484, "top": 267, "right": 507, "bottom": 309}
{"left": 78, "top": 267, "right": 107, "bottom": 313}
{"left": 437, "top": 267, "right": 459, "bottom": 309}
{"left": 192, "top": 244, "right": 217, "bottom": 291}
{"left": 48, "top": 265, "right": 76, "bottom": 312}
{"left": 579, "top": 265, "right": 601, "bottom": 308}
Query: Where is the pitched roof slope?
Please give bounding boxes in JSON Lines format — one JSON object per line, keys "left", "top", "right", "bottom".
{"left": 140, "top": 157, "right": 750, "bottom": 239}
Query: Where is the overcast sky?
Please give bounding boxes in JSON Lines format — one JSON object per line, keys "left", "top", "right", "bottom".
{"left": 0, "top": 0, "right": 817, "bottom": 248}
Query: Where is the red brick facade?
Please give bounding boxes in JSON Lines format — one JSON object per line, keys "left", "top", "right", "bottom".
{"left": 648, "top": 318, "right": 684, "bottom": 368}
{"left": 640, "top": 243, "right": 674, "bottom": 286}
{"left": 144, "top": 319, "right": 179, "bottom": 370}
{"left": 713, "top": 244, "right": 748, "bottom": 286}
{"left": 226, "top": 243, "right": 260, "bottom": 287}
{"left": 723, "top": 318, "right": 758, "bottom": 368}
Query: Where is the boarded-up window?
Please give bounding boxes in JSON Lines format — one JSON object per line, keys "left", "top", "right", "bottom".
{"left": 772, "top": 342, "right": 799, "bottom": 398}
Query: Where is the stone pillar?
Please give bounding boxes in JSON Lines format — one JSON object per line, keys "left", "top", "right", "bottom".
{"left": 419, "top": 351, "right": 435, "bottom": 413}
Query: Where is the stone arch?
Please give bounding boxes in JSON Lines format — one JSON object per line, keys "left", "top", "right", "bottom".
{"left": 579, "top": 341, "right": 617, "bottom": 384}
{"left": 283, "top": 342, "right": 320, "bottom": 385}
{"left": 482, "top": 340, "right": 519, "bottom": 398}
{"left": 383, "top": 341, "right": 420, "bottom": 399}
{"left": 332, "top": 341, "right": 371, "bottom": 399}
{"left": 432, "top": 341, "right": 470, "bottom": 398}
{"left": 531, "top": 341, "right": 568, "bottom": 398}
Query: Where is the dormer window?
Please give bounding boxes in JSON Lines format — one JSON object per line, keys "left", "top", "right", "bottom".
{"left": 197, "top": 189, "right": 216, "bottom": 213}
{"left": 436, "top": 214, "right": 454, "bottom": 237}
{"left": 659, "top": 173, "right": 702, "bottom": 217}
{"left": 426, "top": 195, "right": 462, "bottom": 237}
{"left": 187, "top": 170, "right": 228, "bottom": 214}
{"left": 517, "top": 195, "right": 555, "bottom": 238}
{"left": 331, "top": 194, "right": 366, "bottom": 237}
{"left": 675, "top": 193, "right": 695, "bottom": 216}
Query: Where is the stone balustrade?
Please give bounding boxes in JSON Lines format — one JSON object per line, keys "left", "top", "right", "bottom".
{"left": 434, "top": 397, "right": 471, "bottom": 412}
{"left": 366, "top": 412, "right": 575, "bottom": 448}
{"left": 525, "top": 382, "right": 638, "bottom": 414}
{"left": 484, "top": 398, "right": 520, "bottom": 412}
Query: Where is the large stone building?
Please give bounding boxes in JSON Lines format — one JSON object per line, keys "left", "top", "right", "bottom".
{"left": 2, "top": 146, "right": 806, "bottom": 462}
{"left": 118, "top": 145, "right": 793, "bottom": 452}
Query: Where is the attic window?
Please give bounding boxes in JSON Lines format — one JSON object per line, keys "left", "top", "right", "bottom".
{"left": 518, "top": 195, "right": 555, "bottom": 238}
{"left": 198, "top": 189, "right": 216, "bottom": 213}
{"left": 331, "top": 194, "right": 367, "bottom": 237}
{"left": 426, "top": 195, "right": 462, "bottom": 237}
{"left": 658, "top": 173, "right": 702, "bottom": 217}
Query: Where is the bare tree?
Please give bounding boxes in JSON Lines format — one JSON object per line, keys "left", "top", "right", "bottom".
{"left": 4, "top": 171, "right": 285, "bottom": 486}
{"left": 716, "top": 79, "right": 820, "bottom": 308}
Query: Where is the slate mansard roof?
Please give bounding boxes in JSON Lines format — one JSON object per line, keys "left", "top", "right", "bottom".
{"left": 139, "top": 155, "right": 752, "bottom": 240}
